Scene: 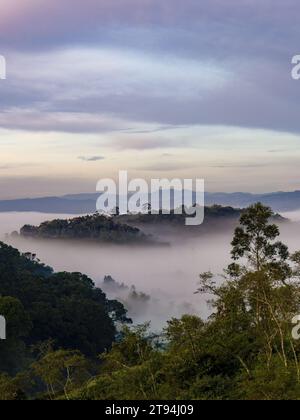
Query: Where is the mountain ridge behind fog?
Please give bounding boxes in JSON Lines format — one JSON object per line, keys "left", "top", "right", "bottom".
{"left": 1, "top": 190, "right": 300, "bottom": 214}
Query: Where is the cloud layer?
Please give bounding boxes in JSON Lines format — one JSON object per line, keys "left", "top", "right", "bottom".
{"left": 0, "top": 0, "right": 298, "bottom": 134}
{"left": 0, "top": 0, "right": 299, "bottom": 196}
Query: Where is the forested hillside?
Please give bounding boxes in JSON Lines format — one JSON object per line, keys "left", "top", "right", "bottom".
{"left": 1, "top": 204, "right": 300, "bottom": 400}
{"left": 19, "top": 213, "right": 147, "bottom": 244}
{"left": 68, "top": 204, "right": 300, "bottom": 400}
{"left": 17, "top": 206, "right": 287, "bottom": 244}
{"left": 0, "top": 243, "right": 130, "bottom": 398}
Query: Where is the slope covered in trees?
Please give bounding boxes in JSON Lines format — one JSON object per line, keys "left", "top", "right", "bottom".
{"left": 18, "top": 206, "right": 287, "bottom": 245}
{"left": 67, "top": 204, "right": 300, "bottom": 400}
{"left": 0, "top": 242, "right": 130, "bottom": 381}
{"left": 19, "top": 213, "right": 148, "bottom": 244}
{"left": 1, "top": 203, "right": 300, "bottom": 400}
{"left": 117, "top": 204, "right": 285, "bottom": 228}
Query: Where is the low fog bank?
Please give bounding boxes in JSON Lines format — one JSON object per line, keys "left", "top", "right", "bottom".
{"left": 0, "top": 212, "right": 234, "bottom": 329}
{"left": 2, "top": 212, "right": 300, "bottom": 330}
{"left": 273, "top": 210, "right": 300, "bottom": 253}
{"left": 282, "top": 210, "right": 300, "bottom": 222}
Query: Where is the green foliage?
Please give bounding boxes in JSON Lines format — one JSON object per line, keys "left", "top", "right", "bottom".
{"left": 71, "top": 203, "right": 300, "bottom": 401}
{"left": 230, "top": 202, "right": 290, "bottom": 275}
{"left": 116, "top": 205, "right": 243, "bottom": 227}
{"left": 0, "top": 374, "right": 27, "bottom": 400}
{"left": 32, "top": 349, "right": 89, "bottom": 400}
{"left": 20, "top": 213, "right": 146, "bottom": 243}
{"left": 0, "top": 242, "right": 130, "bottom": 382}
{"left": 2, "top": 203, "right": 300, "bottom": 400}
{"left": 0, "top": 297, "right": 31, "bottom": 374}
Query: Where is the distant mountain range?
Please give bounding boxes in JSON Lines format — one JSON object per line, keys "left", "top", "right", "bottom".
{"left": 205, "top": 191, "right": 300, "bottom": 212}
{"left": 0, "top": 196, "right": 97, "bottom": 214}
{"left": 1, "top": 190, "right": 300, "bottom": 214}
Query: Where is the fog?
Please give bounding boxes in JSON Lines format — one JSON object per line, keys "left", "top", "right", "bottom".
{"left": 2, "top": 212, "right": 300, "bottom": 330}
{"left": 282, "top": 210, "right": 300, "bottom": 223}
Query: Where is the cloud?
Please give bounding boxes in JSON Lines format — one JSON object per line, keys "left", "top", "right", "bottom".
{"left": 0, "top": 163, "right": 37, "bottom": 170}
{"left": 268, "top": 149, "right": 293, "bottom": 154}
{"left": 109, "top": 136, "right": 178, "bottom": 151}
{"left": 0, "top": 0, "right": 300, "bottom": 196}
{"left": 78, "top": 156, "right": 105, "bottom": 162}
{"left": 0, "top": 0, "right": 297, "bottom": 54}
{"left": 136, "top": 162, "right": 197, "bottom": 172}
{"left": 0, "top": 1, "right": 299, "bottom": 136}
{"left": 0, "top": 42, "right": 299, "bottom": 135}
{"left": 209, "top": 163, "right": 267, "bottom": 169}
{"left": 0, "top": 108, "right": 132, "bottom": 133}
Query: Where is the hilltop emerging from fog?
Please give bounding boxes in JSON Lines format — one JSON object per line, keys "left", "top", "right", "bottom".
{"left": 17, "top": 206, "right": 287, "bottom": 244}
{"left": 19, "top": 213, "right": 148, "bottom": 244}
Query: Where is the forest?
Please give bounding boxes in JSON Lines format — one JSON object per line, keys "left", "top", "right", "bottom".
{"left": 19, "top": 213, "right": 147, "bottom": 244}
{"left": 17, "top": 205, "right": 282, "bottom": 245}
{"left": 1, "top": 203, "right": 300, "bottom": 400}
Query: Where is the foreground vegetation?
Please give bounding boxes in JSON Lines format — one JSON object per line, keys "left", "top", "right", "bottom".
{"left": 1, "top": 203, "right": 300, "bottom": 400}
{"left": 0, "top": 244, "right": 130, "bottom": 398}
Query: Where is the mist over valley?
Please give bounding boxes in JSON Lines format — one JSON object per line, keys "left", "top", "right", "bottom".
{"left": 1, "top": 208, "right": 299, "bottom": 330}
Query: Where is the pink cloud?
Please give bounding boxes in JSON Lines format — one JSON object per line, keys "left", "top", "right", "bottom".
{"left": 0, "top": 0, "right": 41, "bottom": 29}
{"left": 1, "top": 0, "right": 297, "bottom": 44}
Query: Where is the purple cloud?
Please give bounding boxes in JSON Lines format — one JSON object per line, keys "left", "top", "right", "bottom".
{"left": 0, "top": 0, "right": 299, "bottom": 135}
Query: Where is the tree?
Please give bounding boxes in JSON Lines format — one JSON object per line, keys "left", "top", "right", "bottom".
{"left": 230, "top": 203, "right": 289, "bottom": 278}
{"left": 0, "top": 297, "right": 32, "bottom": 375}
{"left": 0, "top": 374, "right": 27, "bottom": 400}
{"left": 196, "top": 203, "right": 300, "bottom": 396}
{"left": 4, "top": 204, "right": 300, "bottom": 400}
{"left": 73, "top": 204, "right": 300, "bottom": 401}
{"left": 32, "top": 349, "right": 89, "bottom": 400}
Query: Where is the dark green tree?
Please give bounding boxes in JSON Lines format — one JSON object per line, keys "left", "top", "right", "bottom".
{"left": 0, "top": 297, "right": 32, "bottom": 374}
{"left": 229, "top": 203, "right": 290, "bottom": 281}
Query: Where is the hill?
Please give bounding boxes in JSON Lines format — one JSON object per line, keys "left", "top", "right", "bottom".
{"left": 17, "top": 206, "right": 287, "bottom": 244}
{"left": 0, "top": 242, "right": 130, "bottom": 377}
{"left": 19, "top": 213, "right": 148, "bottom": 244}
{"left": 1, "top": 190, "right": 300, "bottom": 214}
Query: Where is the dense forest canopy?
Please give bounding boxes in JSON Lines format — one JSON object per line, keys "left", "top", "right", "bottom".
{"left": 1, "top": 203, "right": 300, "bottom": 400}
{"left": 0, "top": 243, "right": 130, "bottom": 376}
{"left": 20, "top": 213, "right": 147, "bottom": 244}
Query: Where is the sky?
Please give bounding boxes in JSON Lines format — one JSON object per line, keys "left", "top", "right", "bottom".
{"left": 0, "top": 0, "right": 300, "bottom": 199}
